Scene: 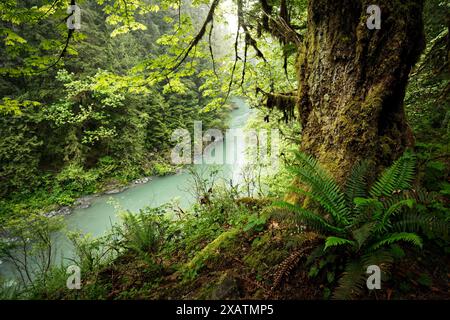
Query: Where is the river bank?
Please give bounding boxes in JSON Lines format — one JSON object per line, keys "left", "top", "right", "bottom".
{"left": 1, "top": 100, "right": 241, "bottom": 222}
{"left": 0, "top": 98, "right": 252, "bottom": 281}
{"left": 42, "top": 175, "right": 159, "bottom": 218}
{"left": 37, "top": 101, "right": 243, "bottom": 220}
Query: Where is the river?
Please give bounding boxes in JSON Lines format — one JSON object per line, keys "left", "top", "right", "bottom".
{"left": 0, "top": 97, "right": 252, "bottom": 281}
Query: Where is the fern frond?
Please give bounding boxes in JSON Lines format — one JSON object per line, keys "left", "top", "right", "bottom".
{"left": 272, "top": 201, "right": 344, "bottom": 234}
{"left": 287, "top": 185, "right": 350, "bottom": 226}
{"left": 351, "top": 222, "right": 376, "bottom": 249}
{"left": 408, "top": 188, "right": 436, "bottom": 204}
{"left": 375, "top": 199, "right": 415, "bottom": 232}
{"left": 349, "top": 209, "right": 375, "bottom": 229}
{"left": 324, "top": 236, "right": 356, "bottom": 251}
{"left": 394, "top": 212, "right": 449, "bottom": 239}
{"left": 332, "top": 261, "right": 366, "bottom": 300}
{"left": 345, "top": 160, "right": 370, "bottom": 206}
{"left": 361, "top": 249, "right": 394, "bottom": 271}
{"left": 369, "top": 153, "right": 416, "bottom": 198}
{"left": 380, "top": 190, "right": 412, "bottom": 209}
{"left": 333, "top": 251, "right": 395, "bottom": 299}
{"left": 370, "top": 232, "right": 423, "bottom": 251}
{"left": 289, "top": 151, "right": 350, "bottom": 226}
{"left": 352, "top": 197, "right": 384, "bottom": 221}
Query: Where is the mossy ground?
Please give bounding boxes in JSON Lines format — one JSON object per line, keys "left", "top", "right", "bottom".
{"left": 8, "top": 183, "right": 449, "bottom": 301}
{"left": 61, "top": 199, "right": 448, "bottom": 301}
{"left": 100, "top": 208, "right": 323, "bottom": 300}
{"left": 99, "top": 230, "right": 450, "bottom": 300}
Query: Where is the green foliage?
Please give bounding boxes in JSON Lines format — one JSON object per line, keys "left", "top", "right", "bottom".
{"left": 369, "top": 154, "right": 416, "bottom": 198}
{"left": 287, "top": 152, "right": 351, "bottom": 226}
{"left": 0, "top": 213, "right": 64, "bottom": 287}
{"left": 274, "top": 151, "right": 449, "bottom": 299}
{"left": 405, "top": 0, "right": 450, "bottom": 143}
{"left": 414, "top": 142, "right": 450, "bottom": 193}
{"left": 0, "top": 103, "right": 43, "bottom": 197}
{"left": 151, "top": 161, "right": 176, "bottom": 176}
{"left": 0, "top": 0, "right": 230, "bottom": 217}
{"left": 118, "top": 207, "right": 170, "bottom": 268}
{"left": 0, "top": 279, "right": 20, "bottom": 300}
{"left": 324, "top": 237, "right": 356, "bottom": 251}
{"left": 4, "top": 180, "right": 267, "bottom": 299}
{"left": 243, "top": 215, "right": 267, "bottom": 233}
{"left": 68, "top": 232, "right": 114, "bottom": 275}
{"left": 1, "top": 0, "right": 448, "bottom": 301}
{"left": 56, "top": 163, "right": 99, "bottom": 193}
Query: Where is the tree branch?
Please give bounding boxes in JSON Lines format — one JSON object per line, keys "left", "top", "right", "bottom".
{"left": 171, "top": 0, "right": 220, "bottom": 72}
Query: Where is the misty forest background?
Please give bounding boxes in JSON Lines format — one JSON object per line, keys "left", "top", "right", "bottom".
{"left": 0, "top": 0, "right": 449, "bottom": 300}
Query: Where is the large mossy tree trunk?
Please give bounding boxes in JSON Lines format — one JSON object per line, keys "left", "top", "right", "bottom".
{"left": 296, "top": 0, "right": 425, "bottom": 183}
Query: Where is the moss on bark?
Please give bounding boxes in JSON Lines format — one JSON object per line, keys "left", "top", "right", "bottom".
{"left": 295, "top": 0, "right": 424, "bottom": 183}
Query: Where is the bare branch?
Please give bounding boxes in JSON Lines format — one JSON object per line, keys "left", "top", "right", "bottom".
{"left": 171, "top": 0, "right": 220, "bottom": 72}
{"left": 224, "top": 20, "right": 241, "bottom": 102}
{"left": 208, "top": 19, "right": 218, "bottom": 78}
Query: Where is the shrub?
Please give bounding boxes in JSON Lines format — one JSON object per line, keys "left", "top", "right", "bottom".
{"left": 0, "top": 213, "right": 64, "bottom": 288}
{"left": 274, "top": 151, "right": 449, "bottom": 299}
{"left": 116, "top": 206, "right": 171, "bottom": 271}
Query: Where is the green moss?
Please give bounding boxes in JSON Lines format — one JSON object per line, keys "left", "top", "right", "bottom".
{"left": 379, "top": 136, "right": 394, "bottom": 157}
{"left": 151, "top": 161, "right": 176, "bottom": 176}
{"left": 243, "top": 230, "right": 309, "bottom": 278}
{"left": 243, "top": 234, "right": 278, "bottom": 276}
{"left": 340, "top": 34, "right": 351, "bottom": 43}
{"left": 182, "top": 228, "right": 240, "bottom": 278}
{"left": 194, "top": 272, "right": 223, "bottom": 299}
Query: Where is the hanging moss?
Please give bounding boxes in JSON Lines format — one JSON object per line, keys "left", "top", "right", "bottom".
{"left": 257, "top": 88, "right": 298, "bottom": 123}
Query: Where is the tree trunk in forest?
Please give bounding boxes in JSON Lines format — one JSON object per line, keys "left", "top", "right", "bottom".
{"left": 296, "top": 0, "right": 424, "bottom": 183}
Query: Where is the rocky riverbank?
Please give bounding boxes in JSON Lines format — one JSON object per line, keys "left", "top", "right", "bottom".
{"left": 43, "top": 177, "right": 153, "bottom": 218}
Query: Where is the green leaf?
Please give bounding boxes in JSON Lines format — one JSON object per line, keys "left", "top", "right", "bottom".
{"left": 370, "top": 153, "right": 416, "bottom": 198}
{"left": 324, "top": 237, "right": 356, "bottom": 251}
{"left": 376, "top": 199, "right": 416, "bottom": 231}
{"left": 371, "top": 232, "right": 423, "bottom": 251}
{"left": 273, "top": 201, "right": 344, "bottom": 234}
{"left": 332, "top": 261, "right": 366, "bottom": 299}
{"left": 345, "top": 160, "right": 370, "bottom": 204}
{"left": 288, "top": 151, "right": 350, "bottom": 226}
{"left": 352, "top": 222, "right": 375, "bottom": 248}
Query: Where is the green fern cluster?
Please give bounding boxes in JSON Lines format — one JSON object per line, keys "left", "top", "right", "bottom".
{"left": 274, "top": 151, "right": 448, "bottom": 299}
{"left": 118, "top": 207, "right": 170, "bottom": 268}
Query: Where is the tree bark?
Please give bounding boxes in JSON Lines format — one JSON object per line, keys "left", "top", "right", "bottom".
{"left": 296, "top": 0, "right": 424, "bottom": 183}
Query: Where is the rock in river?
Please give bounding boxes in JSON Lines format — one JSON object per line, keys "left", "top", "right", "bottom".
{"left": 133, "top": 177, "right": 152, "bottom": 184}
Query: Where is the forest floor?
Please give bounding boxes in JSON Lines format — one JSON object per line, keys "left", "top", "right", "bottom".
{"left": 94, "top": 203, "right": 450, "bottom": 300}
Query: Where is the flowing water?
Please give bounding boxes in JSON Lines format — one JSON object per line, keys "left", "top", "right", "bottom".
{"left": 0, "top": 97, "right": 252, "bottom": 281}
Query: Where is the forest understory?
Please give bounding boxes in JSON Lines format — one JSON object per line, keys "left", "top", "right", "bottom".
{"left": 0, "top": 0, "right": 449, "bottom": 301}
